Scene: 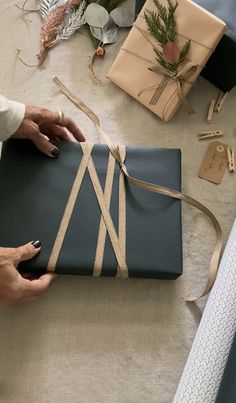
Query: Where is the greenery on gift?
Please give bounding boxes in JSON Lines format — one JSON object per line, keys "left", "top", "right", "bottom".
{"left": 144, "top": 0, "right": 190, "bottom": 72}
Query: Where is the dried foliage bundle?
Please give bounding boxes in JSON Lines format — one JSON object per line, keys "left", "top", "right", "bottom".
{"left": 38, "top": 0, "right": 86, "bottom": 63}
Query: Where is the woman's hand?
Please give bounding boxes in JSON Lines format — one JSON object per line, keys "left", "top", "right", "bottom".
{"left": 0, "top": 241, "right": 57, "bottom": 304}
{"left": 11, "top": 105, "right": 85, "bottom": 158}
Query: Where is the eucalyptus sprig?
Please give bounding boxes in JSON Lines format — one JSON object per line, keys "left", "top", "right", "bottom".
{"left": 144, "top": 0, "right": 190, "bottom": 72}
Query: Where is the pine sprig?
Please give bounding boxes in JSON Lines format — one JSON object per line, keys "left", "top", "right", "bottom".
{"left": 145, "top": 10, "right": 166, "bottom": 44}
{"left": 144, "top": 0, "right": 190, "bottom": 72}
{"left": 179, "top": 39, "right": 190, "bottom": 62}
{"left": 145, "top": 0, "right": 177, "bottom": 44}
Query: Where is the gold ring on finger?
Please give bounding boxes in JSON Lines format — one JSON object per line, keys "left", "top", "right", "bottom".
{"left": 57, "top": 110, "right": 64, "bottom": 126}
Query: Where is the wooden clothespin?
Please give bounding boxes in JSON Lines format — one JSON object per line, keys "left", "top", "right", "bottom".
{"left": 206, "top": 100, "right": 216, "bottom": 123}
{"left": 214, "top": 91, "right": 228, "bottom": 113}
{"left": 227, "top": 147, "right": 235, "bottom": 172}
{"left": 198, "top": 129, "right": 224, "bottom": 140}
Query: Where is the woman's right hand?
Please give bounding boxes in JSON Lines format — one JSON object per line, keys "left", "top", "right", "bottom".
{"left": 0, "top": 241, "right": 57, "bottom": 305}
{"left": 11, "top": 105, "right": 85, "bottom": 158}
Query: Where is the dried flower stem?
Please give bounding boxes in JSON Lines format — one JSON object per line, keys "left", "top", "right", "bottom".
{"left": 16, "top": 48, "right": 39, "bottom": 68}
{"left": 88, "top": 49, "right": 104, "bottom": 85}
{"left": 39, "top": 0, "right": 82, "bottom": 64}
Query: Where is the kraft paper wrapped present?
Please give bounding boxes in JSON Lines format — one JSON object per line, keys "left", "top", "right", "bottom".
{"left": 194, "top": 0, "right": 236, "bottom": 92}
{"left": 0, "top": 140, "right": 182, "bottom": 279}
{"left": 108, "top": 0, "right": 226, "bottom": 121}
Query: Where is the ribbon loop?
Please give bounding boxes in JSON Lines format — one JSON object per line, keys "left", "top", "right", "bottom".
{"left": 141, "top": 61, "right": 198, "bottom": 114}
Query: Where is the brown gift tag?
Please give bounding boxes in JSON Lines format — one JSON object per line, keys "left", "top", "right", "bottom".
{"left": 198, "top": 141, "right": 228, "bottom": 184}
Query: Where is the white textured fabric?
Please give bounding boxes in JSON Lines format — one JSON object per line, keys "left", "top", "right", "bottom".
{"left": 173, "top": 219, "right": 236, "bottom": 403}
{"left": 0, "top": 95, "right": 25, "bottom": 141}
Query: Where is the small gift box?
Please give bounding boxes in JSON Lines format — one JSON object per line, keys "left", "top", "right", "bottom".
{"left": 135, "top": 0, "right": 146, "bottom": 16}
{"left": 194, "top": 0, "right": 236, "bottom": 92}
{"left": 0, "top": 140, "right": 182, "bottom": 279}
{"left": 108, "top": 0, "right": 226, "bottom": 121}
{"left": 201, "top": 35, "right": 236, "bottom": 92}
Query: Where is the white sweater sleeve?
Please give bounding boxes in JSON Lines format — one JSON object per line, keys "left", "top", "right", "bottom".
{"left": 0, "top": 95, "right": 25, "bottom": 142}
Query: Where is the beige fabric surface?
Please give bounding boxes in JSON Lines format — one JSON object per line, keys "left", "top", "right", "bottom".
{"left": 0, "top": 1, "right": 235, "bottom": 402}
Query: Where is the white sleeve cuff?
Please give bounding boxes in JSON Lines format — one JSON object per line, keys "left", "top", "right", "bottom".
{"left": 0, "top": 95, "right": 25, "bottom": 142}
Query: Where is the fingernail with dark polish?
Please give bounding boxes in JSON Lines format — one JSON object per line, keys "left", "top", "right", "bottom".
{"left": 51, "top": 148, "right": 59, "bottom": 158}
{"left": 31, "top": 240, "right": 41, "bottom": 249}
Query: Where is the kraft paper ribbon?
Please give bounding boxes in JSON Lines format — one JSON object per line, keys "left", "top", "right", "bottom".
{"left": 52, "top": 76, "right": 223, "bottom": 301}
{"left": 47, "top": 139, "right": 128, "bottom": 278}
{"left": 81, "top": 142, "right": 128, "bottom": 279}
{"left": 93, "top": 145, "right": 126, "bottom": 278}
{"left": 140, "top": 62, "right": 197, "bottom": 114}
{"left": 47, "top": 143, "right": 94, "bottom": 272}
{"left": 93, "top": 150, "right": 116, "bottom": 277}
{"left": 116, "top": 146, "right": 126, "bottom": 278}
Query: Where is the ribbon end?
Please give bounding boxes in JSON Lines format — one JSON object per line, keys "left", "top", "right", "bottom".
{"left": 184, "top": 295, "right": 198, "bottom": 303}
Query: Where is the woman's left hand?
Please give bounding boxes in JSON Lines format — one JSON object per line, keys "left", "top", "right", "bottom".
{"left": 11, "top": 105, "right": 85, "bottom": 158}
{"left": 0, "top": 241, "right": 57, "bottom": 305}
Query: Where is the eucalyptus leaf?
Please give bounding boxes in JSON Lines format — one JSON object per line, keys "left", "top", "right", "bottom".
{"left": 102, "top": 27, "right": 118, "bottom": 44}
{"left": 89, "top": 26, "right": 103, "bottom": 42}
{"left": 110, "top": 7, "right": 134, "bottom": 27}
{"left": 90, "top": 16, "right": 118, "bottom": 44}
{"left": 101, "top": 15, "right": 118, "bottom": 44}
{"left": 84, "top": 3, "right": 109, "bottom": 28}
